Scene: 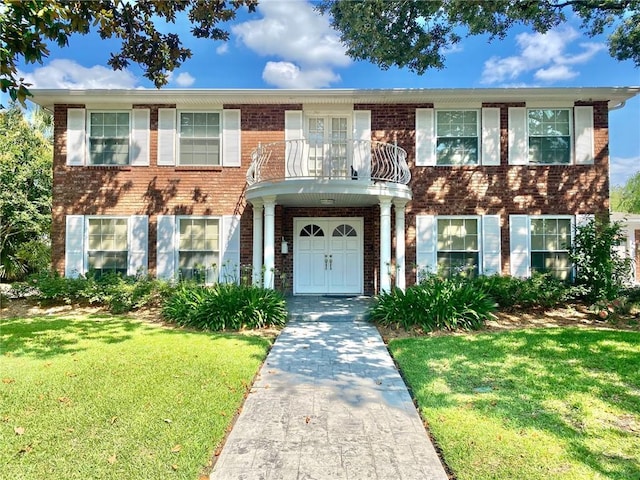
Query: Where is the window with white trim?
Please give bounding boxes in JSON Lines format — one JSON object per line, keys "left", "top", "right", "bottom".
{"left": 178, "top": 217, "right": 220, "bottom": 283}
{"left": 306, "top": 116, "right": 350, "bottom": 177}
{"left": 436, "top": 110, "right": 479, "bottom": 165}
{"left": 437, "top": 217, "right": 479, "bottom": 277}
{"left": 530, "top": 217, "right": 572, "bottom": 280}
{"left": 87, "top": 218, "right": 128, "bottom": 276}
{"left": 179, "top": 112, "right": 221, "bottom": 165}
{"left": 528, "top": 109, "right": 571, "bottom": 164}
{"left": 89, "top": 112, "right": 130, "bottom": 165}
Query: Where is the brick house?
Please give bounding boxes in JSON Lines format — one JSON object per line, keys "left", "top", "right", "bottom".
{"left": 31, "top": 87, "right": 639, "bottom": 295}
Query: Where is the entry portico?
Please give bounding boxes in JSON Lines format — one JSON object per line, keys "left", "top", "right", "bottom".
{"left": 246, "top": 141, "right": 412, "bottom": 293}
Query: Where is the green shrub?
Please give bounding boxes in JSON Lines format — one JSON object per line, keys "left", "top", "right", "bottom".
{"left": 23, "top": 271, "right": 172, "bottom": 312}
{"left": 371, "top": 275, "right": 497, "bottom": 331}
{"left": 162, "top": 283, "right": 287, "bottom": 331}
{"left": 471, "top": 273, "right": 572, "bottom": 310}
{"left": 571, "top": 217, "right": 632, "bottom": 303}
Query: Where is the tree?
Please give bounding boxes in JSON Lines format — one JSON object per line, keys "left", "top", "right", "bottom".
{"left": 318, "top": 0, "right": 640, "bottom": 75}
{"left": 570, "top": 217, "right": 632, "bottom": 303}
{"left": 0, "top": 0, "right": 258, "bottom": 104}
{"left": 0, "top": 105, "right": 53, "bottom": 281}
{"left": 618, "top": 171, "right": 640, "bottom": 213}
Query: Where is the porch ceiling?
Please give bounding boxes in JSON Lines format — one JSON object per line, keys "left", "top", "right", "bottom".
{"left": 245, "top": 179, "right": 412, "bottom": 207}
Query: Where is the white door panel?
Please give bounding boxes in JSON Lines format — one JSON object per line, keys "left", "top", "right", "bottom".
{"left": 294, "top": 218, "right": 363, "bottom": 295}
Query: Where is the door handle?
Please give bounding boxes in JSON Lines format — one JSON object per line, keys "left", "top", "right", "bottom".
{"left": 324, "top": 254, "right": 328, "bottom": 270}
{"left": 329, "top": 254, "right": 333, "bottom": 270}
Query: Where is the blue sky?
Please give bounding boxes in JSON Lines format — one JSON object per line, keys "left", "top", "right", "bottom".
{"left": 9, "top": 0, "right": 640, "bottom": 186}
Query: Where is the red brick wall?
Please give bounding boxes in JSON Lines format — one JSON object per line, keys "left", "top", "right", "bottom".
{"left": 52, "top": 101, "right": 610, "bottom": 291}
{"left": 360, "top": 101, "right": 610, "bottom": 283}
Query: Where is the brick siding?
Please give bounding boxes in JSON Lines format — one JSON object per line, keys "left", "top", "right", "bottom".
{"left": 52, "top": 100, "right": 609, "bottom": 293}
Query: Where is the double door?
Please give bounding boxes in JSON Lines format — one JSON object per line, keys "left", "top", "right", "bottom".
{"left": 294, "top": 218, "right": 363, "bottom": 295}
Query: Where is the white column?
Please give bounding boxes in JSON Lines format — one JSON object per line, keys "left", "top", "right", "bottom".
{"left": 263, "top": 197, "right": 276, "bottom": 289}
{"left": 394, "top": 199, "right": 407, "bottom": 291}
{"left": 251, "top": 201, "right": 264, "bottom": 286}
{"left": 379, "top": 197, "right": 392, "bottom": 293}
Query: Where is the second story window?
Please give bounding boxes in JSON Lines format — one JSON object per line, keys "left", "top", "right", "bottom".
{"left": 436, "top": 110, "right": 479, "bottom": 165}
{"left": 179, "top": 112, "right": 221, "bottom": 165}
{"left": 528, "top": 109, "right": 571, "bottom": 164}
{"left": 89, "top": 112, "right": 130, "bottom": 165}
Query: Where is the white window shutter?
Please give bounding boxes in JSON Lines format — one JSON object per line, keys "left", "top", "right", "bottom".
{"left": 416, "top": 215, "right": 437, "bottom": 281}
{"left": 508, "top": 107, "right": 528, "bottom": 165}
{"left": 576, "top": 214, "right": 595, "bottom": 229}
{"left": 128, "top": 215, "right": 148, "bottom": 276}
{"left": 481, "top": 107, "right": 501, "bottom": 166}
{"left": 285, "top": 110, "right": 304, "bottom": 174}
{"left": 156, "top": 215, "right": 176, "bottom": 280}
{"left": 223, "top": 109, "right": 241, "bottom": 167}
{"left": 509, "top": 215, "right": 530, "bottom": 278}
{"left": 66, "top": 109, "right": 85, "bottom": 166}
{"left": 353, "top": 110, "right": 372, "bottom": 179}
{"left": 65, "top": 215, "right": 85, "bottom": 278}
{"left": 574, "top": 106, "right": 594, "bottom": 165}
{"left": 221, "top": 215, "right": 241, "bottom": 284}
{"left": 415, "top": 108, "right": 435, "bottom": 166}
{"left": 481, "top": 215, "right": 501, "bottom": 275}
{"left": 130, "top": 109, "right": 150, "bottom": 166}
{"left": 157, "top": 108, "right": 176, "bottom": 166}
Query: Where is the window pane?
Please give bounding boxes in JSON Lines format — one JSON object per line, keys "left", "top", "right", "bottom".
{"left": 436, "top": 138, "right": 478, "bottom": 165}
{"left": 437, "top": 218, "right": 479, "bottom": 253}
{"left": 178, "top": 218, "right": 220, "bottom": 283}
{"left": 531, "top": 252, "right": 571, "bottom": 280}
{"left": 528, "top": 109, "right": 571, "bottom": 164}
{"left": 437, "top": 252, "right": 479, "bottom": 277}
{"left": 89, "top": 112, "right": 130, "bottom": 165}
{"left": 179, "top": 112, "right": 220, "bottom": 165}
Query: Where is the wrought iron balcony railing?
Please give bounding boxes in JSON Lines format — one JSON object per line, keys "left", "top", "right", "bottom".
{"left": 246, "top": 139, "right": 410, "bottom": 186}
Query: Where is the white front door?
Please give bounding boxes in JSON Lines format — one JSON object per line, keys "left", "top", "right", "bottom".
{"left": 294, "top": 218, "right": 363, "bottom": 295}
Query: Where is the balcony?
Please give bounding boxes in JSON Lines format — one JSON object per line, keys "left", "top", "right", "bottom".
{"left": 246, "top": 139, "right": 410, "bottom": 186}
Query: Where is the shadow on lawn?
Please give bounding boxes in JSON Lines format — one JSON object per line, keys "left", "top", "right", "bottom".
{"left": 392, "top": 328, "right": 640, "bottom": 479}
{"left": 0, "top": 314, "right": 271, "bottom": 360}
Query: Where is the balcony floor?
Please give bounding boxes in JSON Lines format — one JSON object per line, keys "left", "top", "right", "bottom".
{"left": 245, "top": 178, "right": 412, "bottom": 207}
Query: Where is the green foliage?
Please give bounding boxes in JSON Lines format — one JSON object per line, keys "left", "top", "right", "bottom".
{"left": 471, "top": 273, "right": 572, "bottom": 310}
{"left": 319, "top": 1, "right": 640, "bottom": 75}
{"left": 618, "top": 170, "right": 640, "bottom": 213}
{"left": 0, "top": 1, "right": 258, "bottom": 104}
{"left": 162, "top": 283, "right": 288, "bottom": 331}
{"left": 0, "top": 105, "right": 52, "bottom": 280}
{"left": 570, "top": 217, "right": 632, "bottom": 303}
{"left": 610, "top": 185, "right": 626, "bottom": 212}
{"left": 23, "top": 271, "right": 172, "bottom": 313}
{"left": 371, "top": 275, "right": 497, "bottom": 331}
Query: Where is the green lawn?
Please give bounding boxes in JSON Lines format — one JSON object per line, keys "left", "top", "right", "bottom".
{"left": 0, "top": 312, "right": 271, "bottom": 479}
{"left": 389, "top": 328, "right": 640, "bottom": 480}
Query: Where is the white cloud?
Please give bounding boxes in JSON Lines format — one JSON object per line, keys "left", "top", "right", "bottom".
{"left": 19, "top": 59, "right": 139, "bottom": 89}
{"left": 262, "top": 61, "right": 340, "bottom": 89}
{"left": 216, "top": 43, "right": 229, "bottom": 55}
{"left": 232, "top": 0, "right": 349, "bottom": 88}
{"left": 534, "top": 64, "right": 578, "bottom": 82}
{"left": 610, "top": 156, "right": 640, "bottom": 187}
{"left": 174, "top": 72, "right": 195, "bottom": 87}
{"left": 481, "top": 27, "right": 605, "bottom": 85}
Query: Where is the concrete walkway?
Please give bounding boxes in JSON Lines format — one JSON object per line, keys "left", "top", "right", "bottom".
{"left": 210, "top": 296, "right": 448, "bottom": 480}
